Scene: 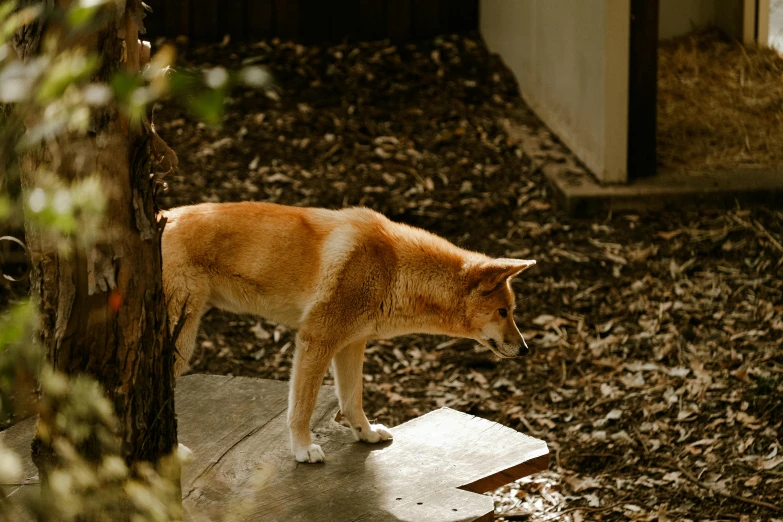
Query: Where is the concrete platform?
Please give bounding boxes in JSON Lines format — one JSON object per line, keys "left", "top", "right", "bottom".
{"left": 1, "top": 375, "right": 549, "bottom": 522}
{"left": 545, "top": 163, "right": 783, "bottom": 216}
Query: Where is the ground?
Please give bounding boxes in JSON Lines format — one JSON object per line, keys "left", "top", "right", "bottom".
{"left": 152, "top": 34, "right": 783, "bottom": 521}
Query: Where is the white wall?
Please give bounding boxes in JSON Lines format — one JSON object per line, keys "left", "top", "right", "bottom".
{"left": 772, "top": 0, "right": 783, "bottom": 52}
{"left": 480, "top": 0, "right": 629, "bottom": 183}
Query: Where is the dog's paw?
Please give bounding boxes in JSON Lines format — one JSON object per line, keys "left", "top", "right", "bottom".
{"left": 177, "top": 443, "right": 194, "bottom": 465}
{"left": 356, "top": 423, "right": 393, "bottom": 443}
{"left": 294, "top": 443, "right": 325, "bottom": 463}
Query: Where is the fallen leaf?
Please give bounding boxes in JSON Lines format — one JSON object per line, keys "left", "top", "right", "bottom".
{"left": 744, "top": 475, "right": 762, "bottom": 487}
{"left": 761, "top": 455, "right": 783, "bottom": 471}
{"left": 565, "top": 475, "right": 601, "bottom": 492}
{"left": 662, "top": 471, "right": 681, "bottom": 482}
{"left": 656, "top": 230, "right": 683, "bottom": 240}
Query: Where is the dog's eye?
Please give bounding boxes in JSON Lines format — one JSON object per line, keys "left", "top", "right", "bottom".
{"left": 498, "top": 308, "right": 508, "bottom": 318}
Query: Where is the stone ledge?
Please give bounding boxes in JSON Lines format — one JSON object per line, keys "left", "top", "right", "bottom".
{"left": 545, "top": 164, "right": 783, "bottom": 216}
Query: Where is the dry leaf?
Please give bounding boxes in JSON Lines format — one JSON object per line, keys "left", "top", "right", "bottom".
{"left": 656, "top": 230, "right": 683, "bottom": 240}
{"left": 566, "top": 476, "right": 601, "bottom": 492}
{"left": 760, "top": 455, "right": 783, "bottom": 471}
{"left": 744, "top": 475, "right": 762, "bottom": 486}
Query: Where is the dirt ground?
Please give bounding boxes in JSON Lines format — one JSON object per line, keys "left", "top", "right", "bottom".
{"left": 153, "top": 34, "right": 783, "bottom": 521}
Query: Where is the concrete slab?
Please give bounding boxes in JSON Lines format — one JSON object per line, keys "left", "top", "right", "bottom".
{"left": 1, "top": 375, "right": 549, "bottom": 522}
{"left": 544, "top": 163, "right": 783, "bottom": 216}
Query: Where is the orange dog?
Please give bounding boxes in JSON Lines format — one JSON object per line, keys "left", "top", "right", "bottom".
{"left": 161, "top": 202, "right": 535, "bottom": 463}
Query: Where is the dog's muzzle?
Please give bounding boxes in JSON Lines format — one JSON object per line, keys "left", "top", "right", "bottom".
{"left": 488, "top": 338, "right": 529, "bottom": 358}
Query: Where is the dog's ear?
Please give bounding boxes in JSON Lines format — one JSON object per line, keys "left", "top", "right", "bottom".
{"left": 471, "top": 259, "right": 536, "bottom": 294}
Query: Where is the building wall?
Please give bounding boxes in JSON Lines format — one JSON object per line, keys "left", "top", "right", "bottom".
{"left": 772, "top": 0, "right": 783, "bottom": 52}
{"left": 480, "top": 0, "right": 629, "bottom": 183}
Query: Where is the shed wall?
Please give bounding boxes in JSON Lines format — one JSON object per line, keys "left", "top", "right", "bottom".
{"left": 480, "top": 0, "right": 629, "bottom": 183}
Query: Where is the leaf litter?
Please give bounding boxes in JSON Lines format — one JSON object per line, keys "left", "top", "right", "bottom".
{"left": 154, "top": 33, "right": 783, "bottom": 521}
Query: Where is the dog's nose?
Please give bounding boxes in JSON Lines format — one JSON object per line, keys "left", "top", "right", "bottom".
{"left": 517, "top": 336, "right": 529, "bottom": 356}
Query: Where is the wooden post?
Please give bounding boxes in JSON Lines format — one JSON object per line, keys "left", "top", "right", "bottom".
{"left": 387, "top": 0, "right": 412, "bottom": 41}
{"left": 756, "top": 0, "right": 771, "bottom": 45}
{"left": 627, "top": 0, "right": 659, "bottom": 179}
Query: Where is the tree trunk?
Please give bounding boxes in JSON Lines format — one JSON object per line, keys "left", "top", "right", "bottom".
{"left": 17, "top": 0, "right": 179, "bottom": 495}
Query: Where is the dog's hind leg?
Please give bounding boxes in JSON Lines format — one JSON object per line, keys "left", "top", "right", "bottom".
{"left": 332, "top": 341, "right": 392, "bottom": 444}
{"left": 166, "top": 283, "right": 208, "bottom": 465}
{"left": 166, "top": 284, "right": 209, "bottom": 378}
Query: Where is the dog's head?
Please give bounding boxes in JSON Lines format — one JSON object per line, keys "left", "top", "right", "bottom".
{"left": 463, "top": 258, "right": 536, "bottom": 358}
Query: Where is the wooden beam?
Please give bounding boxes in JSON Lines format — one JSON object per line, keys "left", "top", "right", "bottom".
{"left": 756, "top": 0, "right": 770, "bottom": 45}
{"left": 413, "top": 0, "right": 440, "bottom": 39}
{"left": 441, "top": 0, "right": 479, "bottom": 33}
{"left": 142, "top": 0, "right": 166, "bottom": 40}
{"left": 387, "top": 0, "right": 412, "bottom": 41}
{"left": 275, "top": 0, "right": 301, "bottom": 40}
{"left": 163, "top": 0, "right": 190, "bottom": 39}
{"left": 627, "top": 0, "right": 659, "bottom": 180}
{"left": 604, "top": 0, "right": 631, "bottom": 183}
{"left": 218, "top": 0, "right": 247, "bottom": 42}
{"left": 191, "top": 0, "right": 219, "bottom": 41}
{"left": 743, "top": 0, "right": 757, "bottom": 44}
{"left": 329, "top": 0, "right": 362, "bottom": 42}
{"left": 359, "top": 0, "right": 387, "bottom": 40}
{"left": 247, "top": 0, "right": 274, "bottom": 40}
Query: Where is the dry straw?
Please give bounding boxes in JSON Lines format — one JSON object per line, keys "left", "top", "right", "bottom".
{"left": 657, "top": 28, "right": 783, "bottom": 172}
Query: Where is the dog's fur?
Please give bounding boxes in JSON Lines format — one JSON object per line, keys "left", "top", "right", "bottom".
{"left": 161, "top": 201, "right": 535, "bottom": 463}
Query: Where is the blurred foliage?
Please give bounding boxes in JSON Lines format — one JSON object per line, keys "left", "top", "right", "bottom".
{"left": 28, "top": 367, "right": 183, "bottom": 522}
{"left": 0, "top": 301, "right": 182, "bottom": 522}
{"left": 0, "top": 1, "right": 268, "bottom": 520}
{"left": 0, "top": 301, "right": 42, "bottom": 429}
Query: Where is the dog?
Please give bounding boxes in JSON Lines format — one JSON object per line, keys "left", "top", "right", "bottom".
{"left": 160, "top": 201, "right": 535, "bottom": 463}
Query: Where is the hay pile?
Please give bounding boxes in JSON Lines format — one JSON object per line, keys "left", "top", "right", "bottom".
{"left": 657, "top": 28, "right": 783, "bottom": 172}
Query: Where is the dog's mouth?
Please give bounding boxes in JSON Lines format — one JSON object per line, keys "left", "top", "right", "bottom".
{"left": 485, "top": 338, "right": 515, "bottom": 358}
{"left": 485, "top": 337, "right": 529, "bottom": 358}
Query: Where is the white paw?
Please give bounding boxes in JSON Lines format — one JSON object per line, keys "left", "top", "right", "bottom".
{"left": 355, "top": 423, "right": 393, "bottom": 443}
{"left": 294, "top": 443, "right": 325, "bottom": 463}
{"left": 177, "top": 443, "right": 193, "bottom": 465}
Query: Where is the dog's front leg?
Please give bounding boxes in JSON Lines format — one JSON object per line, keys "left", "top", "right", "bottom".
{"left": 332, "top": 341, "right": 393, "bottom": 443}
{"left": 288, "top": 334, "right": 334, "bottom": 463}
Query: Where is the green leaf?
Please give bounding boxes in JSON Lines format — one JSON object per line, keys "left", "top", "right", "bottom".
{"left": 0, "top": 2, "right": 17, "bottom": 23}
{"left": 66, "top": 6, "right": 98, "bottom": 29}
{"left": 0, "top": 197, "right": 9, "bottom": 220}
{"left": 168, "top": 69, "right": 199, "bottom": 95}
{"left": 111, "top": 71, "right": 143, "bottom": 103}
{"left": 189, "top": 88, "right": 225, "bottom": 126}
{"left": 0, "top": 4, "right": 42, "bottom": 43}
{"left": 0, "top": 301, "right": 35, "bottom": 350}
{"left": 37, "top": 52, "right": 99, "bottom": 103}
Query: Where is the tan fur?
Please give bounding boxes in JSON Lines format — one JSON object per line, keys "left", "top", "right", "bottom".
{"left": 161, "top": 201, "right": 535, "bottom": 463}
